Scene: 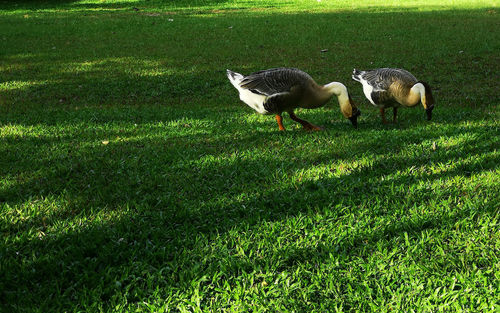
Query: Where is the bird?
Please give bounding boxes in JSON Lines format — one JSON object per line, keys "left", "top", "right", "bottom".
{"left": 351, "top": 68, "right": 435, "bottom": 123}
{"left": 226, "top": 67, "right": 361, "bottom": 131}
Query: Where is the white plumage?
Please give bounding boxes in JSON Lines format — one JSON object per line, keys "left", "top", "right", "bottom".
{"left": 227, "top": 70, "right": 269, "bottom": 114}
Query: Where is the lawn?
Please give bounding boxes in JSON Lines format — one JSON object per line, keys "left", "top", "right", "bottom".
{"left": 1, "top": 0, "right": 499, "bottom": 312}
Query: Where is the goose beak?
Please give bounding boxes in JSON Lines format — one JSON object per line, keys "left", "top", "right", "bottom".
{"left": 425, "top": 106, "right": 433, "bottom": 121}
{"left": 348, "top": 109, "right": 361, "bottom": 128}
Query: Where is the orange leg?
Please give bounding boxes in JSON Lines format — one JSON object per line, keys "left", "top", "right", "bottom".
{"left": 393, "top": 107, "right": 398, "bottom": 123}
{"left": 288, "top": 111, "right": 323, "bottom": 131}
{"left": 275, "top": 115, "right": 285, "bottom": 131}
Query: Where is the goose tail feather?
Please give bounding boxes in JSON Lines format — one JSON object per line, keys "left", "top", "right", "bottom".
{"left": 226, "top": 69, "right": 244, "bottom": 88}
{"left": 352, "top": 68, "right": 363, "bottom": 82}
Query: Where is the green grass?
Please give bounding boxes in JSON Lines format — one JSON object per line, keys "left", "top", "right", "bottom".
{"left": 1, "top": 0, "right": 499, "bottom": 312}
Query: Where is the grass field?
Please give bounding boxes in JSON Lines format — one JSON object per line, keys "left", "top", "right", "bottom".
{"left": 1, "top": 0, "right": 499, "bottom": 312}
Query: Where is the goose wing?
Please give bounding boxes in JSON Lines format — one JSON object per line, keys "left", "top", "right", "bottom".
{"left": 239, "top": 68, "right": 312, "bottom": 96}
{"left": 362, "top": 68, "right": 417, "bottom": 91}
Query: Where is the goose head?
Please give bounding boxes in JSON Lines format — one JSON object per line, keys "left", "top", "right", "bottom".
{"left": 347, "top": 97, "right": 362, "bottom": 128}
{"left": 323, "top": 82, "right": 361, "bottom": 128}
{"left": 415, "top": 81, "right": 435, "bottom": 120}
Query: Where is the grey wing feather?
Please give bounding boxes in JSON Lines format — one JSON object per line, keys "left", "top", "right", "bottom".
{"left": 358, "top": 68, "right": 418, "bottom": 104}
{"left": 262, "top": 92, "right": 295, "bottom": 114}
{"left": 362, "top": 68, "right": 417, "bottom": 91}
{"left": 239, "top": 68, "right": 311, "bottom": 96}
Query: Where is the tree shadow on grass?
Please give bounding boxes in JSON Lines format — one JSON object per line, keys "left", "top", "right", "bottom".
{"left": 0, "top": 0, "right": 230, "bottom": 10}
{"left": 1, "top": 106, "right": 496, "bottom": 206}
{"left": 1, "top": 104, "right": 498, "bottom": 310}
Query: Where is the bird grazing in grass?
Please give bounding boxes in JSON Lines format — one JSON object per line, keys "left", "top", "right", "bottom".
{"left": 226, "top": 67, "right": 361, "bottom": 131}
{"left": 351, "top": 68, "right": 435, "bottom": 123}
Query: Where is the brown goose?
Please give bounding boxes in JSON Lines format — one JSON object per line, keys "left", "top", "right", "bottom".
{"left": 352, "top": 68, "right": 435, "bottom": 123}
{"left": 227, "top": 68, "right": 360, "bottom": 131}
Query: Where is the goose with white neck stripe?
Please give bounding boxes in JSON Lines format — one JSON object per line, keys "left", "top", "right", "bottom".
{"left": 352, "top": 68, "right": 435, "bottom": 123}
{"left": 227, "top": 68, "right": 360, "bottom": 131}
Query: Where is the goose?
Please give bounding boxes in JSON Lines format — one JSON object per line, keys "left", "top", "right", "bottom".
{"left": 226, "top": 68, "right": 361, "bottom": 131}
{"left": 352, "top": 68, "right": 435, "bottom": 123}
